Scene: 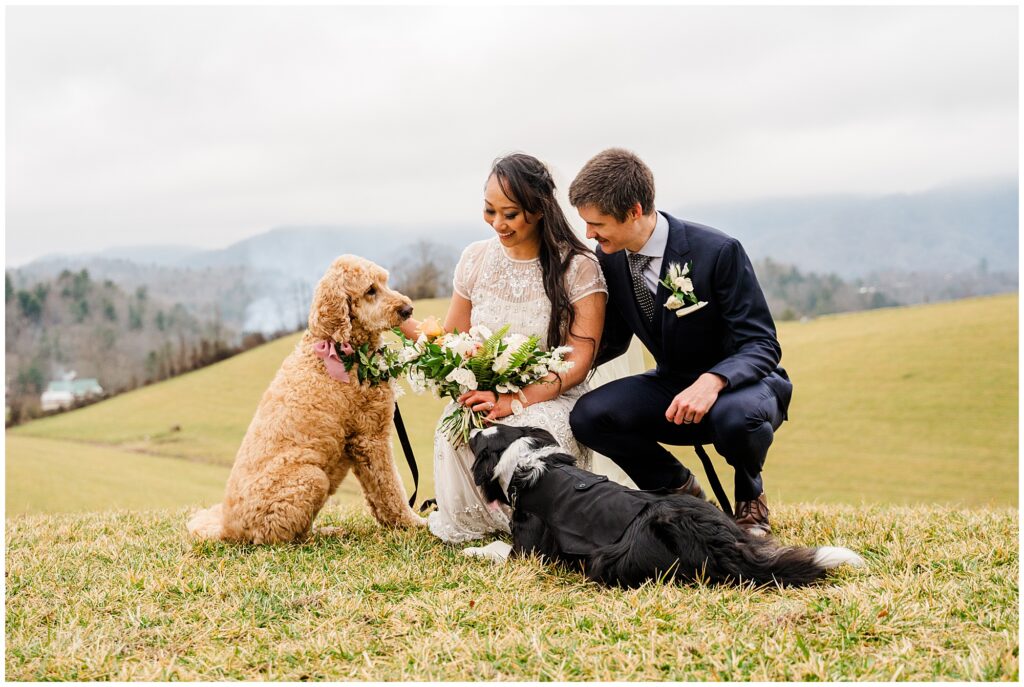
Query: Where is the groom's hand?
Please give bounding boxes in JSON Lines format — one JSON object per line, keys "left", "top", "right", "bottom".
{"left": 666, "top": 373, "right": 727, "bottom": 425}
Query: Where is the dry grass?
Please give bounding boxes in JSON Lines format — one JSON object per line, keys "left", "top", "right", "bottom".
{"left": 6, "top": 503, "right": 1017, "bottom": 681}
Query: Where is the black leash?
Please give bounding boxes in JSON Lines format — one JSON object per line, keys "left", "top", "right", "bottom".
{"left": 694, "top": 444, "right": 733, "bottom": 517}
{"left": 392, "top": 402, "right": 420, "bottom": 509}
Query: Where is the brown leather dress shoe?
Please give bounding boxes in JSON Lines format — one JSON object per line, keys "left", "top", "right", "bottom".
{"left": 670, "top": 473, "right": 706, "bottom": 500}
{"left": 734, "top": 494, "right": 771, "bottom": 537}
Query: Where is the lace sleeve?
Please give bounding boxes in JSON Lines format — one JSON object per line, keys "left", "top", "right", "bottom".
{"left": 567, "top": 252, "right": 608, "bottom": 303}
{"left": 452, "top": 240, "right": 489, "bottom": 300}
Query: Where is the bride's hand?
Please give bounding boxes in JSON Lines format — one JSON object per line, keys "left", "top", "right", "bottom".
{"left": 458, "top": 390, "right": 498, "bottom": 413}
{"left": 484, "top": 394, "right": 515, "bottom": 422}
{"left": 458, "top": 390, "right": 514, "bottom": 421}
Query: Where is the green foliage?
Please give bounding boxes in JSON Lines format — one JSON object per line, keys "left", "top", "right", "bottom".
{"left": 342, "top": 341, "right": 406, "bottom": 385}
{"left": 71, "top": 298, "right": 89, "bottom": 323}
{"left": 506, "top": 334, "right": 541, "bottom": 371}
{"left": 755, "top": 257, "right": 899, "bottom": 319}
{"left": 6, "top": 272, "right": 13, "bottom": 302}
{"left": 15, "top": 366, "right": 45, "bottom": 395}
{"left": 16, "top": 290, "right": 43, "bottom": 322}
{"left": 102, "top": 300, "right": 118, "bottom": 322}
{"left": 128, "top": 303, "right": 144, "bottom": 330}
{"left": 59, "top": 269, "right": 91, "bottom": 301}
{"left": 464, "top": 326, "right": 508, "bottom": 391}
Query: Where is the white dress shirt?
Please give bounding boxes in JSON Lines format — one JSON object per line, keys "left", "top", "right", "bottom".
{"left": 625, "top": 211, "right": 669, "bottom": 294}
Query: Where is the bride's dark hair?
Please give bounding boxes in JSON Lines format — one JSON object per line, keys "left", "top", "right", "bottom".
{"left": 489, "top": 153, "right": 593, "bottom": 350}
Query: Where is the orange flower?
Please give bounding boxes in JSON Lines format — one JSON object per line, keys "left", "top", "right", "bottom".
{"left": 417, "top": 316, "right": 444, "bottom": 340}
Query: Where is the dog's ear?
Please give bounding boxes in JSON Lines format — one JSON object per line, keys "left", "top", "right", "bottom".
{"left": 523, "top": 426, "right": 557, "bottom": 447}
{"left": 308, "top": 270, "right": 352, "bottom": 343}
{"left": 470, "top": 440, "right": 500, "bottom": 490}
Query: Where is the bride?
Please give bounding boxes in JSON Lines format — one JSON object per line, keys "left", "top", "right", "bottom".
{"left": 400, "top": 153, "right": 607, "bottom": 545}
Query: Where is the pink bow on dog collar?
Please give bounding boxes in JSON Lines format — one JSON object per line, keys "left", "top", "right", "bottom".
{"left": 313, "top": 340, "right": 354, "bottom": 382}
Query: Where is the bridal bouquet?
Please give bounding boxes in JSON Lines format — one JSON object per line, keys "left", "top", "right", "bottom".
{"left": 396, "top": 320, "right": 573, "bottom": 446}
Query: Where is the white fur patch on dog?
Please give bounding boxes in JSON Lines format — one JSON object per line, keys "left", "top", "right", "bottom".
{"left": 813, "top": 546, "right": 866, "bottom": 569}
{"left": 462, "top": 540, "right": 512, "bottom": 563}
{"left": 492, "top": 438, "right": 562, "bottom": 495}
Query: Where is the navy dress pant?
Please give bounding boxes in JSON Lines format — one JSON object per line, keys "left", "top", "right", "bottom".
{"left": 570, "top": 372, "right": 786, "bottom": 501}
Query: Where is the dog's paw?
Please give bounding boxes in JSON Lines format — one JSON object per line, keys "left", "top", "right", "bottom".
{"left": 404, "top": 514, "right": 428, "bottom": 528}
{"left": 462, "top": 541, "right": 512, "bottom": 563}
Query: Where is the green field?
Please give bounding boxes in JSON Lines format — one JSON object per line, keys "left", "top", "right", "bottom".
{"left": 6, "top": 293, "right": 1018, "bottom": 514}
{"left": 5, "top": 294, "right": 1019, "bottom": 681}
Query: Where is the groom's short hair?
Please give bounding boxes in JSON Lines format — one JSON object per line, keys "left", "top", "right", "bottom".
{"left": 569, "top": 148, "right": 656, "bottom": 222}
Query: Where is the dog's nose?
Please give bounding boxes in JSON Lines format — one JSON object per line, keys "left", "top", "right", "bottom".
{"left": 398, "top": 304, "right": 413, "bottom": 320}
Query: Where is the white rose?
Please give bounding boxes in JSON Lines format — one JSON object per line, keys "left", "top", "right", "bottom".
{"left": 398, "top": 346, "right": 420, "bottom": 364}
{"left": 504, "top": 333, "right": 529, "bottom": 351}
{"left": 549, "top": 359, "right": 574, "bottom": 374}
{"left": 469, "top": 325, "right": 493, "bottom": 341}
{"left": 492, "top": 349, "right": 514, "bottom": 373}
{"left": 665, "top": 295, "right": 684, "bottom": 310}
{"left": 443, "top": 335, "right": 475, "bottom": 358}
{"left": 445, "top": 367, "right": 478, "bottom": 390}
{"left": 672, "top": 276, "right": 693, "bottom": 292}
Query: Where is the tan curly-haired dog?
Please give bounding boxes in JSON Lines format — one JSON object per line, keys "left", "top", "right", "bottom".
{"left": 187, "top": 255, "right": 425, "bottom": 544}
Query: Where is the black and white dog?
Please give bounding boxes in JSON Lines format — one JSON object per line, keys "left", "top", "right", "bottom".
{"left": 468, "top": 424, "right": 865, "bottom": 588}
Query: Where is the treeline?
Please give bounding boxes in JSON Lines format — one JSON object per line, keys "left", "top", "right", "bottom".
{"left": 753, "top": 258, "right": 899, "bottom": 321}
{"left": 385, "top": 243, "right": 903, "bottom": 320}
{"left": 4, "top": 269, "right": 295, "bottom": 425}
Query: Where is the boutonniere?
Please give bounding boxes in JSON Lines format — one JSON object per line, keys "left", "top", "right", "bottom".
{"left": 660, "top": 261, "right": 708, "bottom": 318}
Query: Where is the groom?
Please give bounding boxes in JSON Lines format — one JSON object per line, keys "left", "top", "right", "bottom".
{"left": 568, "top": 148, "right": 792, "bottom": 537}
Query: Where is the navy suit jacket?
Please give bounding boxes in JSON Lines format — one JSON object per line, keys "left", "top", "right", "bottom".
{"left": 596, "top": 212, "right": 791, "bottom": 409}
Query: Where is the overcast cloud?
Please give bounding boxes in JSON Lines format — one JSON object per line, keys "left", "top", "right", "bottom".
{"left": 6, "top": 5, "right": 1018, "bottom": 265}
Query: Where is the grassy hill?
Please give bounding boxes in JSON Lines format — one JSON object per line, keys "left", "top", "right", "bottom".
{"left": 5, "top": 503, "right": 1017, "bottom": 680}
{"left": 6, "top": 294, "right": 1018, "bottom": 514}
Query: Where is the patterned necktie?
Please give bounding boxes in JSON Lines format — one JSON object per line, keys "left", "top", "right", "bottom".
{"left": 627, "top": 253, "right": 656, "bottom": 322}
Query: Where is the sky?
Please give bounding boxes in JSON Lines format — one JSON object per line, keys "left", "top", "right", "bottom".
{"left": 5, "top": 5, "right": 1019, "bottom": 266}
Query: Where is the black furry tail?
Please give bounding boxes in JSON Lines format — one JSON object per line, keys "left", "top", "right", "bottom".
{"left": 731, "top": 539, "right": 866, "bottom": 587}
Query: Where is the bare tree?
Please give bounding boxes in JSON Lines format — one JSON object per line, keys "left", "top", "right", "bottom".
{"left": 390, "top": 240, "right": 456, "bottom": 300}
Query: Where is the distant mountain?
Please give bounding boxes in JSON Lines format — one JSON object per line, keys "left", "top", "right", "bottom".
{"left": 178, "top": 224, "right": 477, "bottom": 280}
{"left": 95, "top": 244, "right": 205, "bottom": 266}
{"left": 11, "top": 225, "right": 481, "bottom": 335}
{"left": 679, "top": 178, "right": 1018, "bottom": 278}
{"left": 9, "top": 178, "right": 1016, "bottom": 334}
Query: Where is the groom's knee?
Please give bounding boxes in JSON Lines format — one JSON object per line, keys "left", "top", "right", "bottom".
{"left": 569, "top": 392, "right": 610, "bottom": 442}
{"left": 708, "top": 394, "right": 775, "bottom": 466}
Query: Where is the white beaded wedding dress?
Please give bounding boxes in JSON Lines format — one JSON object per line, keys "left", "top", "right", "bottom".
{"left": 426, "top": 237, "right": 608, "bottom": 544}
